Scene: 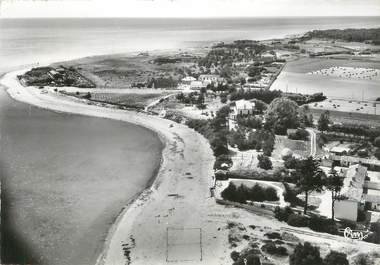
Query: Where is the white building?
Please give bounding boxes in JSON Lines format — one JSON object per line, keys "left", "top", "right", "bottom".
{"left": 190, "top": 81, "right": 207, "bottom": 90}
{"left": 335, "top": 164, "right": 367, "bottom": 221}
{"left": 329, "top": 146, "right": 351, "bottom": 156}
{"left": 230, "top": 99, "right": 255, "bottom": 120}
{"left": 198, "top": 74, "right": 224, "bottom": 85}
{"left": 181, "top": 76, "right": 196, "bottom": 85}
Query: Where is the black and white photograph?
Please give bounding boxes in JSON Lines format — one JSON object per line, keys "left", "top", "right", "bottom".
{"left": 0, "top": 1, "right": 380, "bottom": 265}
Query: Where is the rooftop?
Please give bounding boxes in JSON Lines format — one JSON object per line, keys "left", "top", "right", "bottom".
{"left": 182, "top": 76, "right": 196, "bottom": 82}
{"left": 341, "top": 164, "right": 367, "bottom": 202}
{"left": 234, "top": 99, "right": 255, "bottom": 110}
{"left": 330, "top": 154, "right": 380, "bottom": 167}
{"left": 330, "top": 146, "right": 351, "bottom": 153}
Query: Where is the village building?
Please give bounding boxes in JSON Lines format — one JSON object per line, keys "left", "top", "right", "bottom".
{"left": 230, "top": 99, "right": 255, "bottom": 120}
{"left": 329, "top": 146, "right": 351, "bottom": 156}
{"left": 190, "top": 80, "right": 207, "bottom": 90}
{"left": 181, "top": 76, "right": 197, "bottom": 85}
{"left": 334, "top": 164, "right": 380, "bottom": 222}
{"left": 329, "top": 154, "right": 380, "bottom": 171}
{"left": 335, "top": 164, "right": 367, "bottom": 221}
{"left": 198, "top": 74, "right": 224, "bottom": 85}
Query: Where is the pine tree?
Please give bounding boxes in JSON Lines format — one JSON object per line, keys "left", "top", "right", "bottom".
{"left": 317, "top": 110, "right": 330, "bottom": 132}
{"left": 324, "top": 167, "right": 344, "bottom": 221}
{"left": 295, "top": 157, "right": 325, "bottom": 214}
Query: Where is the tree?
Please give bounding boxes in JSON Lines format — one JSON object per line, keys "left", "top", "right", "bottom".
{"left": 295, "top": 157, "right": 325, "bottom": 214}
{"left": 228, "top": 129, "right": 246, "bottom": 150}
{"left": 374, "top": 136, "right": 380, "bottom": 148}
{"left": 197, "top": 93, "right": 205, "bottom": 105}
{"left": 200, "top": 87, "right": 207, "bottom": 95}
{"left": 299, "top": 105, "right": 313, "bottom": 127}
{"left": 264, "top": 98, "right": 299, "bottom": 135}
{"left": 221, "top": 182, "right": 238, "bottom": 202}
{"left": 220, "top": 94, "right": 227, "bottom": 103}
{"left": 325, "top": 167, "right": 344, "bottom": 221}
{"left": 324, "top": 251, "right": 349, "bottom": 265}
{"left": 317, "top": 110, "right": 330, "bottom": 132}
{"left": 289, "top": 242, "right": 323, "bottom": 265}
{"left": 375, "top": 148, "right": 380, "bottom": 160}
{"left": 258, "top": 154, "right": 272, "bottom": 170}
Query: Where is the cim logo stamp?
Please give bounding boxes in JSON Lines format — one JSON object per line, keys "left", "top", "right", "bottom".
{"left": 343, "top": 227, "right": 371, "bottom": 240}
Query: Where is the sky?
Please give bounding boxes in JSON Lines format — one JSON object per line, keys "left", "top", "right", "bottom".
{"left": 1, "top": 0, "right": 380, "bottom": 18}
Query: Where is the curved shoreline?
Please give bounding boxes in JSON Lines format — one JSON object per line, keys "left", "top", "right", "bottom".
{"left": 0, "top": 67, "right": 217, "bottom": 264}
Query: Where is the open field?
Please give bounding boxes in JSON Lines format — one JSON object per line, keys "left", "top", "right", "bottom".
{"left": 70, "top": 92, "right": 173, "bottom": 109}
{"left": 309, "top": 98, "right": 379, "bottom": 115}
{"left": 55, "top": 51, "right": 201, "bottom": 89}
{"left": 310, "top": 107, "right": 380, "bottom": 126}
{"left": 272, "top": 135, "right": 310, "bottom": 160}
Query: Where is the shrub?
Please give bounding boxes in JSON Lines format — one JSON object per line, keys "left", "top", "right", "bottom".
{"left": 264, "top": 187, "right": 279, "bottom": 201}
{"left": 236, "top": 116, "right": 262, "bottom": 130}
{"left": 258, "top": 154, "right": 272, "bottom": 170}
{"left": 324, "top": 251, "right": 349, "bottom": 265}
{"left": 357, "top": 208, "right": 367, "bottom": 222}
{"left": 287, "top": 214, "right": 308, "bottom": 227}
{"left": 374, "top": 136, "right": 380, "bottom": 148}
{"left": 261, "top": 242, "right": 288, "bottom": 256}
{"left": 309, "top": 215, "right": 338, "bottom": 234}
{"left": 264, "top": 232, "right": 282, "bottom": 240}
{"left": 365, "top": 222, "right": 380, "bottom": 244}
{"left": 230, "top": 88, "right": 282, "bottom": 104}
{"left": 221, "top": 182, "right": 279, "bottom": 203}
{"left": 283, "top": 183, "right": 304, "bottom": 207}
{"left": 232, "top": 254, "right": 261, "bottom": 265}
{"left": 289, "top": 242, "right": 323, "bottom": 265}
{"left": 288, "top": 128, "right": 309, "bottom": 141}
{"left": 283, "top": 156, "right": 299, "bottom": 169}
{"left": 231, "top": 251, "right": 240, "bottom": 262}
{"left": 221, "top": 182, "right": 239, "bottom": 202}
{"left": 274, "top": 206, "right": 294, "bottom": 222}
{"left": 375, "top": 148, "right": 380, "bottom": 160}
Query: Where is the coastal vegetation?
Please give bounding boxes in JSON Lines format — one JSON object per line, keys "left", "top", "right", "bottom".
{"left": 19, "top": 66, "right": 95, "bottom": 88}
{"left": 307, "top": 28, "right": 380, "bottom": 44}
{"left": 221, "top": 182, "right": 279, "bottom": 203}
{"left": 257, "top": 154, "right": 272, "bottom": 170}
{"left": 287, "top": 128, "right": 309, "bottom": 141}
{"left": 289, "top": 242, "right": 350, "bottom": 265}
{"left": 264, "top": 97, "right": 300, "bottom": 135}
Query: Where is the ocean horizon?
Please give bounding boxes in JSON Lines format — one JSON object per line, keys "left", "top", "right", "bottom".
{"left": 1, "top": 16, "right": 380, "bottom": 73}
